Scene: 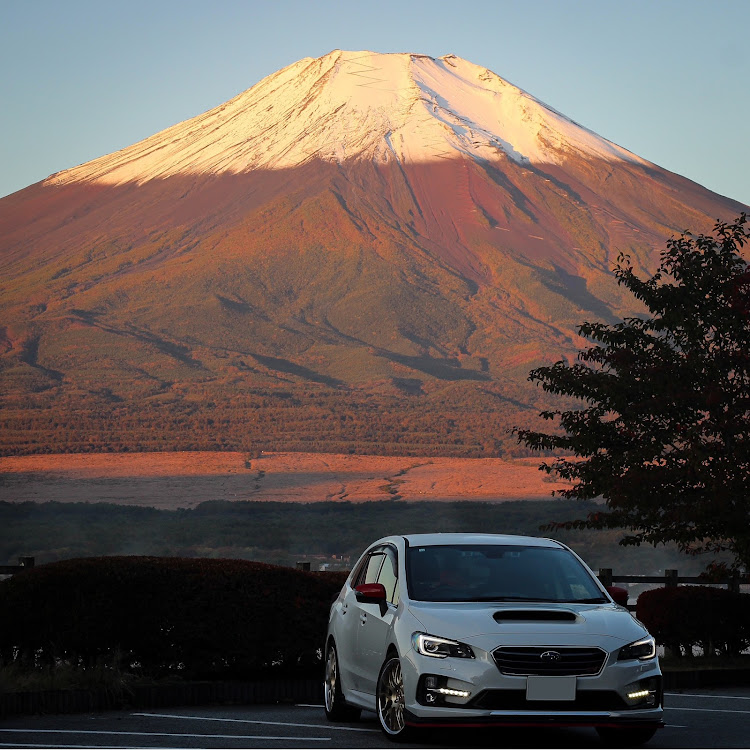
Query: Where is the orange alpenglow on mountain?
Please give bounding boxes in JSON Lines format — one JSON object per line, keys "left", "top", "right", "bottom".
{"left": 0, "top": 51, "right": 746, "bottom": 456}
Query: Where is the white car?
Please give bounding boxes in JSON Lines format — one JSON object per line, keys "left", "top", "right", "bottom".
{"left": 324, "top": 533, "right": 663, "bottom": 744}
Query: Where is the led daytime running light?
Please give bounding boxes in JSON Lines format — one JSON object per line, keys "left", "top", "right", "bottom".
{"left": 434, "top": 687, "right": 471, "bottom": 697}
{"left": 412, "top": 632, "right": 475, "bottom": 659}
{"left": 618, "top": 636, "right": 656, "bottom": 661}
{"left": 627, "top": 689, "right": 651, "bottom": 700}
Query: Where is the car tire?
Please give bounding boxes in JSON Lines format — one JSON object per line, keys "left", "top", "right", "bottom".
{"left": 596, "top": 726, "right": 658, "bottom": 747}
{"left": 324, "top": 641, "right": 361, "bottom": 722}
{"left": 376, "top": 655, "right": 416, "bottom": 742}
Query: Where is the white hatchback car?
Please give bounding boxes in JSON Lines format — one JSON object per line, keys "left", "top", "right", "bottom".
{"left": 324, "top": 533, "right": 663, "bottom": 744}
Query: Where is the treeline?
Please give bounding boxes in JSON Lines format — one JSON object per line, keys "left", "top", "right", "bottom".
{"left": 0, "top": 381, "right": 551, "bottom": 458}
{"left": 0, "top": 499, "right": 711, "bottom": 576}
{"left": 0, "top": 557, "right": 347, "bottom": 680}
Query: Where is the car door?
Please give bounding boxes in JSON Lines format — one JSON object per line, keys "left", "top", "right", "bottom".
{"left": 334, "top": 553, "right": 370, "bottom": 693}
{"left": 344, "top": 550, "right": 386, "bottom": 692}
{"left": 357, "top": 545, "right": 400, "bottom": 696}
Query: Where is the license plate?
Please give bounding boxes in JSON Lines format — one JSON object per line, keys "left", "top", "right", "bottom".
{"left": 526, "top": 675, "right": 577, "bottom": 701}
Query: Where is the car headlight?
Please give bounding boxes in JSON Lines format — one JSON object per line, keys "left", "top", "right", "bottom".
{"left": 412, "top": 632, "right": 475, "bottom": 659}
{"left": 618, "top": 636, "right": 656, "bottom": 661}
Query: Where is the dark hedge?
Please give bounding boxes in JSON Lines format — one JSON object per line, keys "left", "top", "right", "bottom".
{"left": 636, "top": 586, "right": 750, "bottom": 657}
{"left": 0, "top": 557, "right": 348, "bottom": 679}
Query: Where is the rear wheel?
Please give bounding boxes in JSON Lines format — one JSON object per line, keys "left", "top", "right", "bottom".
{"left": 324, "top": 642, "right": 361, "bottom": 722}
{"left": 596, "top": 726, "right": 658, "bottom": 747}
{"left": 376, "top": 655, "right": 415, "bottom": 741}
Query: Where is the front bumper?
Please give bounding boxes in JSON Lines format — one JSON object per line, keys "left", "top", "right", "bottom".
{"left": 401, "top": 645, "right": 664, "bottom": 729}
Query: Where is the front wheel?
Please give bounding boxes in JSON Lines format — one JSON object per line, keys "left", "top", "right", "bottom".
{"left": 376, "top": 656, "right": 415, "bottom": 742}
{"left": 596, "top": 726, "right": 658, "bottom": 747}
{"left": 324, "top": 642, "right": 361, "bottom": 722}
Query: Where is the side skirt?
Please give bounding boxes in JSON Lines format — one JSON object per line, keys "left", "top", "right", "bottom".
{"left": 345, "top": 688, "right": 377, "bottom": 712}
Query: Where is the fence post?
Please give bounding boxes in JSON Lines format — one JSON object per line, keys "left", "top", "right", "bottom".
{"left": 662, "top": 569, "right": 680, "bottom": 659}
{"left": 665, "top": 569, "right": 678, "bottom": 588}
{"left": 598, "top": 568, "right": 613, "bottom": 588}
{"left": 729, "top": 571, "right": 740, "bottom": 594}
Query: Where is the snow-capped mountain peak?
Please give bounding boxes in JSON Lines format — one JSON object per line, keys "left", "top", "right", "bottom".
{"left": 49, "top": 50, "right": 645, "bottom": 187}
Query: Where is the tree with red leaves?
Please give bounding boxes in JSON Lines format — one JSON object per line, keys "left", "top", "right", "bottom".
{"left": 516, "top": 214, "right": 750, "bottom": 572}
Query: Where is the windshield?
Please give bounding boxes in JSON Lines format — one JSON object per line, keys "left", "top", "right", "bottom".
{"left": 406, "top": 544, "right": 605, "bottom": 603}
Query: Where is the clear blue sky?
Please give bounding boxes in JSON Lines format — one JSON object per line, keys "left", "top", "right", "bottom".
{"left": 2, "top": 0, "right": 748, "bottom": 204}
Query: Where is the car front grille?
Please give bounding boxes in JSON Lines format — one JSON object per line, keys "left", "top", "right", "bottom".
{"left": 492, "top": 646, "right": 607, "bottom": 676}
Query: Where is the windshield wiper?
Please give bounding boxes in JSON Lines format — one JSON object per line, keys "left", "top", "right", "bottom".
{"left": 571, "top": 597, "right": 608, "bottom": 603}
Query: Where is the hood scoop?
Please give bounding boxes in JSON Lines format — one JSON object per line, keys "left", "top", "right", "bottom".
{"left": 493, "top": 609, "right": 577, "bottom": 623}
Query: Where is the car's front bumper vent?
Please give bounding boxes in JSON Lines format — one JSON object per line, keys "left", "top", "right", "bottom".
{"left": 492, "top": 646, "right": 606, "bottom": 676}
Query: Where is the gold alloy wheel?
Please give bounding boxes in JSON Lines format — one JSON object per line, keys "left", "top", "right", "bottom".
{"left": 324, "top": 645, "right": 337, "bottom": 712}
{"left": 377, "top": 658, "right": 406, "bottom": 735}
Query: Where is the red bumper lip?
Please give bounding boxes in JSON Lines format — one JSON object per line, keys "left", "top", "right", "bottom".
{"left": 408, "top": 722, "right": 664, "bottom": 729}
{"left": 406, "top": 716, "right": 665, "bottom": 730}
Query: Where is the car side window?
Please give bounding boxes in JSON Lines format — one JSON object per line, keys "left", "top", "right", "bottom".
{"left": 362, "top": 552, "right": 385, "bottom": 585}
{"left": 350, "top": 554, "right": 369, "bottom": 588}
{"left": 351, "top": 548, "right": 383, "bottom": 588}
{"left": 377, "top": 547, "right": 400, "bottom": 605}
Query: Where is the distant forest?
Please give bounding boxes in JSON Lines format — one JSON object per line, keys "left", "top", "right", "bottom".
{"left": 0, "top": 381, "right": 557, "bottom": 458}
{"left": 0, "top": 499, "right": 712, "bottom": 577}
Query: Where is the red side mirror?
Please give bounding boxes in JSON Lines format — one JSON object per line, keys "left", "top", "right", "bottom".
{"left": 355, "top": 583, "right": 387, "bottom": 603}
{"left": 606, "top": 585, "right": 629, "bottom": 607}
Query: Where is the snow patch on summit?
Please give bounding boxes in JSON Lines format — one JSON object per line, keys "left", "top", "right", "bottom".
{"left": 410, "top": 55, "right": 646, "bottom": 167}
{"left": 48, "top": 50, "right": 648, "bottom": 188}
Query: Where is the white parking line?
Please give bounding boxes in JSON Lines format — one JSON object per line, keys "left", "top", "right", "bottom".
{"left": 0, "top": 746, "right": 324, "bottom": 750}
{"left": 666, "top": 692, "right": 750, "bottom": 700}
{"left": 0, "top": 746, "right": 232, "bottom": 749}
{"left": 0, "top": 729, "right": 329, "bottom": 742}
{"left": 133, "top": 711, "right": 380, "bottom": 733}
{"left": 0, "top": 746, "right": 281, "bottom": 750}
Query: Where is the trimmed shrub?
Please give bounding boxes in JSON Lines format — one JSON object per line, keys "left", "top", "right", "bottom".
{"left": 636, "top": 586, "right": 750, "bottom": 657}
{"left": 0, "top": 557, "right": 348, "bottom": 679}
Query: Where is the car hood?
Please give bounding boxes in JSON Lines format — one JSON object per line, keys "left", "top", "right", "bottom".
{"left": 407, "top": 601, "right": 648, "bottom": 652}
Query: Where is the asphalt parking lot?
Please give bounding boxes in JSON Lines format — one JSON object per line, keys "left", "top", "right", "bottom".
{"left": 1, "top": 687, "right": 749, "bottom": 748}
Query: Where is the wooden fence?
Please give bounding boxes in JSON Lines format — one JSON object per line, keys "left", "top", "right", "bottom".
{"left": 597, "top": 567, "right": 747, "bottom": 593}
{"left": 597, "top": 567, "right": 749, "bottom": 611}
{"left": 0, "top": 556, "right": 35, "bottom": 575}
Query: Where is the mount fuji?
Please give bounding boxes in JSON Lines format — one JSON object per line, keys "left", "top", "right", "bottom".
{"left": 0, "top": 50, "right": 746, "bottom": 456}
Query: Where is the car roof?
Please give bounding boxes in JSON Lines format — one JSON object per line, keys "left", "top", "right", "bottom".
{"left": 401, "top": 533, "right": 563, "bottom": 548}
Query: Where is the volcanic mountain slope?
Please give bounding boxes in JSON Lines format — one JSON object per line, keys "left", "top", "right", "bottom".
{"left": 0, "top": 50, "right": 746, "bottom": 456}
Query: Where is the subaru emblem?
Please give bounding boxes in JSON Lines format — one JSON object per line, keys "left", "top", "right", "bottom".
{"left": 540, "top": 650, "right": 562, "bottom": 661}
